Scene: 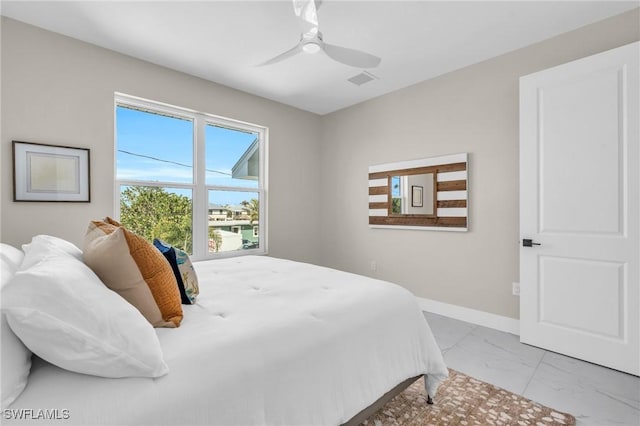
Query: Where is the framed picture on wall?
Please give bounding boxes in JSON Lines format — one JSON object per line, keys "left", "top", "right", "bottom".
{"left": 411, "top": 185, "right": 423, "bottom": 207}
{"left": 13, "top": 141, "right": 90, "bottom": 202}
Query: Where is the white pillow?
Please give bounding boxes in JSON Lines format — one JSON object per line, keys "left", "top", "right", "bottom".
{"left": 1, "top": 243, "right": 24, "bottom": 283}
{"left": 20, "top": 234, "right": 82, "bottom": 269}
{"left": 2, "top": 248, "right": 169, "bottom": 379}
{"left": 0, "top": 243, "right": 31, "bottom": 408}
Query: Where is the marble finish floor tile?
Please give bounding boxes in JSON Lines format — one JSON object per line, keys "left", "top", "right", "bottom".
{"left": 523, "top": 352, "right": 640, "bottom": 426}
{"left": 423, "top": 312, "right": 476, "bottom": 353}
{"left": 423, "top": 312, "right": 640, "bottom": 426}
{"left": 442, "top": 325, "right": 546, "bottom": 395}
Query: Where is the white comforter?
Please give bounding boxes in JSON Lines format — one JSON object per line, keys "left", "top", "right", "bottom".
{"left": 7, "top": 256, "right": 448, "bottom": 425}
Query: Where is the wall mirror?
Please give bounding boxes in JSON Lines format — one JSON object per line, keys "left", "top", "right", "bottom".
{"left": 368, "top": 153, "right": 468, "bottom": 231}
{"left": 390, "top": 173, "right": 435, "bottom": 216}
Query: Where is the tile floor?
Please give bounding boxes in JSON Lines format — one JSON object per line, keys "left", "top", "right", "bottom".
{"left": 423, "top": 312, "right": 640, "bottom": 426}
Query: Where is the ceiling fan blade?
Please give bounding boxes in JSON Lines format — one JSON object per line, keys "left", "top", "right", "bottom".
{"left": 257, "top": 44, "right": 302, "bottom": 66}
{"left": 323, "top": 43, "right": 381, "bottom": 68}
{"left": 292, "top": 0, "right": 318, "bottom": 35}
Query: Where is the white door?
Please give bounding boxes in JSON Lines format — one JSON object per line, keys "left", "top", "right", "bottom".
{"left": 519, "top": 42, "right": 639, "bottom": 376}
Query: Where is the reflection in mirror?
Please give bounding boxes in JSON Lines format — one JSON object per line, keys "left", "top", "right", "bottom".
{"left": 390, "top": 173, "right": 435, "bottom": 216}
{"left": 368, "top": 152, "right": 468, "bottom": 230}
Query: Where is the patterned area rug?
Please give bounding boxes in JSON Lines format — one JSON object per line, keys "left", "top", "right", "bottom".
{"left": 362, "top": 369, "right": 576, "bottom": 426}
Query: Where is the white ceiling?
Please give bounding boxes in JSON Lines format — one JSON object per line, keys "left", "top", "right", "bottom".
{"left": 1, "top": 1, "right": 638, "bottom": 115}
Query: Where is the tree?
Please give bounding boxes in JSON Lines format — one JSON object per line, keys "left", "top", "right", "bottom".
{"left": 241, "top": 198, "right": 259, "bottom": 224}
{"left": 120, "top": 186, "right": 204, "bottom": 253}
{"left": 208, "top": 225, "right": 223, "bottom": 252}
{"left": 391, "top": 197, "right": 401, "bottom": 215}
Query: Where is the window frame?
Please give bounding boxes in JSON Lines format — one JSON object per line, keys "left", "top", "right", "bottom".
{"left": 114, "top": 93, "right": 268, "bottom": 261}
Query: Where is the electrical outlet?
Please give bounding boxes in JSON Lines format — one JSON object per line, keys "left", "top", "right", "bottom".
{"left": 512, "top": 282, "right": 520, "bottom": 296}
{"left": 370, "top": 261, "right": 377, "bottom": 272}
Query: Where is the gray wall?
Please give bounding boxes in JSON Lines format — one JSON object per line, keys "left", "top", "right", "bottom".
{"left": 2, "top": 9, "right": 639, "bottom": 321}
{"left": 318, "top": 8, "right": 640, "bottom": 319}
{"left": 0, "top": 17, "right": 322, "bottom": 264}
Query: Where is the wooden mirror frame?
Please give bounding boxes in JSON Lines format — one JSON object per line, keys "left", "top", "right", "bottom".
{"left": 368, "top": 153, "right": 468, "bottom": 231}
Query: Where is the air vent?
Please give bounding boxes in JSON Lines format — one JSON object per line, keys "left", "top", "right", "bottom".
{"left": 347, "top": 71, "right": 378, "bottom": 86}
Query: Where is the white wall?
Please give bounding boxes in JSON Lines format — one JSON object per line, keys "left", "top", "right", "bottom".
{"left": 0, "top": 17, "right": 322, "bottom": 264}
{"left": 318, "top": 8, "right": 640, "bottom": 320}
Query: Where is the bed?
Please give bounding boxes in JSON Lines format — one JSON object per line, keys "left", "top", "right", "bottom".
{"left": 1, "top": 238, "right": 448, "bottom": 426}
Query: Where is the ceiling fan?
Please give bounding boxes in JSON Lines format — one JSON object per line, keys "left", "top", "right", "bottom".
{"left": 259, "top": 0, "right": 381, "bottom": 68}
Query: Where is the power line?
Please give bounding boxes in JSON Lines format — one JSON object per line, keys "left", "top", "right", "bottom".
{"left": 117, "top": 149, "right": 231, "bottom": 176}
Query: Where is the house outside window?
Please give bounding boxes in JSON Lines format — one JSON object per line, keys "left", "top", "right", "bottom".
{"left": 115, "top": 94, "right": 267, "bottom": 260}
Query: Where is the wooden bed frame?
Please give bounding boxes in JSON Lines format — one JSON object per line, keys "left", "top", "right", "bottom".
{"left": 342, "top": 375, "right": 433, "bottom": 425}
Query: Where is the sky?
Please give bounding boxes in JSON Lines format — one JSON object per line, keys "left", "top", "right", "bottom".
{"left": 116, "top": 106, "right": 259, "bottom": 206}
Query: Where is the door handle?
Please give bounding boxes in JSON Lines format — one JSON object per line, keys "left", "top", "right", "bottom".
{"left": 523, "top": 239, "right": 541, "bottom": 247}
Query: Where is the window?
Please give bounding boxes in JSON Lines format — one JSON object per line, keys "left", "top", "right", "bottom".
{"left": 115, "top": 94, "right": 267, "bottom": 260}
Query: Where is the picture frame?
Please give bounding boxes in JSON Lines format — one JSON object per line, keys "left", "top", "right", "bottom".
{"left": 411, "top": 185, "right": 423, "bottom": 207}
{"left": 13, "top": 141, "right": 90, "bottom": 202}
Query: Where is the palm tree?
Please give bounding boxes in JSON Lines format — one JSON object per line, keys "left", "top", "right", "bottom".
{"left": 241, "top": 199, "right": 259, "bottom": 224}
{"left": 208, "top": 227, "right": 223, "bottom": 252}
{"left": 223, "top": 204, "right": 232, "bottom": 219}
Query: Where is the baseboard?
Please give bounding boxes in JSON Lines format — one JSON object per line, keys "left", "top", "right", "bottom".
{"left": 417, "top": 296, "right": 520, "bottom": 335}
